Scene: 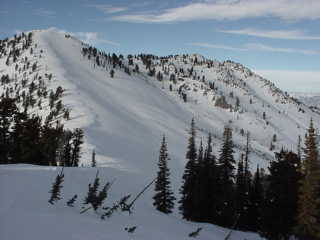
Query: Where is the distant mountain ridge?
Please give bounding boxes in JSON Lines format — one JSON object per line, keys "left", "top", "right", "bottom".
{"left": 291, "top": 92, "right": 320, "bottom": 115}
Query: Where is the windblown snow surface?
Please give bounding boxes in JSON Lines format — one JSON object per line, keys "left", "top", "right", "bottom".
{"left": 1, "top": 29, "right": 319, "bottom": 240}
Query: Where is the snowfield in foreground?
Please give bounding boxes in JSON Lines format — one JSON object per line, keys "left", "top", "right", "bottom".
{"left": 0, "top": 164, "right": 264, "bottom": 240}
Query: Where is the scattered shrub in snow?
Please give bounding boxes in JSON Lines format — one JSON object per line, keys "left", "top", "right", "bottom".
{"left": 215, "top": 95, "right": 231, "bottom": 109}
{"left": 82, "top": 171, "right": 111, "bottom": 211}
{"left": 189, "top": 227, "right": 202, "bottom": 238}
{"left": 48, "top": 168, "right": 64, "bottom": 205}
{"left": 66, "top": 194, "right": 77, "bottom": 207}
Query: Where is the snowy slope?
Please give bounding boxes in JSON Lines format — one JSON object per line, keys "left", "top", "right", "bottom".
{"left": 0, "top": 29, "right": 319, "bottom": 240}
{"left": 0, "top": 164, "right": 264, "bottom": 240}
{"left": 2, "top": 29, "right": 318, "bottom": 171}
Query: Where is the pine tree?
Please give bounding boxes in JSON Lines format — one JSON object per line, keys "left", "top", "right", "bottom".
{"left": 196, "top": 133, "right": 218, "bottom": 223}
{"left": 10, "top": 112, "right": 28, "bottom": 164}
{"left": 5, "top": 56, "right": 10, "bottom": 66}
{"left": 216, "top": 126, "right": 236, "bottom": 227}
{"left": 247, "top": 165, "right": 264, "bottom": 232}
{"left": 297, "top": 135, "right": 302, "bottom": 160}
{"left": 61, "top": 130, "right": 73, "bottom": 166}
{"left": 261, "top": 150, "right": 301, "bottom": 240}
{"left": 41, "top": 123, "right": 64, "bottom": 166}
{"left": 295, "top": 119, "right": 320, "bottom": 240}
{"left": 244, "top": 132, "right": 251, "bottom": 191}
{"left": 156, "top": 71, "right": 163, "bottom": 81}
{"left": 96, "top": 182, "right": 109, "bottom": 209}
{"left": 235, "top": 97, "right": 240, "bottom": 110}
{"left": 15, "top": 115, "right": 42, "bottom": 165}
{"left": 83, "top": 171, "right": 110, "bottom": 211}
{"left": 0, "top": 98, "right": 17, "bottom": 164}
{"left": 135, "top": 64, "right": 139, "bottom": 73}
{"left": 110, "top": 69, "right": 115, "bottom": 78}
{"left": 205, "top": 133, "right": 219, "bottom": 224}
{"left": 91, "top": 150, "right": 96, "bottom": 167}
{"left": 192, "top": 139, "right": 204, "bottom": 221}
{"left": 235, "top": 154, "right": 247, "bottom": 230}
{"left": 48, "top": 168, "right": 64, "bottom": 204}
{"left": 179, "top": 118, "right": 198, "bottom": 220}
{"left": 242, "top": 132, "right": 254, "bottom": 230}
{"left": 153, "top": 135, "right": 175, "bottom": 214}
{"left": 84, "top": 171, "right": 100, "bottom": 205}
{"left": 71, "top": 128, "right": 84, "bottom": 167}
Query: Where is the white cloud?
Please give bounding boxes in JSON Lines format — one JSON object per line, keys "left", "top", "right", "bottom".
{"left": 190, "top": 42, "right": 247, "bottom": 51}
{"left": 73, "top": 32, "right": 120, "bottom": 46}
{"left": 111, "top": 0, "right": 320, "bottom": 23}
{"left": 15, "top": 30, "right": 23, "bottom": 35}
{"left": 245, "top": 43, "right": 319, "bottom": 55}
{"left": 255, "top": 70, "right": 320, "bottom": 93}
{"left": 88, "top": 4, "right": 127, "bottom": 14}
{"left": 191, "top": 41, "right": 319, "bottom": 55}
{"left": 104, "top": 7, "right": 128, "bottom": 14}
{"left": 48, "top": 27, "right": 120, "bottom": 46}
{"left": 73, "top": 32, "right": 100, "bottom": 43}
{"left": 219, "top": 28, "right": 320, "bottom": 40}
{"left": 33, "top": 9, "right": 56, "bottom": 17}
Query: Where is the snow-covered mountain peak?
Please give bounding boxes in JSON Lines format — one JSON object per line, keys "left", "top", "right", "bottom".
{"left": 1, "top": 29, "right": 319, "bottom": 173}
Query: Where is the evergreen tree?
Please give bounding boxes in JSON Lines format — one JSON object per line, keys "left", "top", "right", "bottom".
{"left": 10, "top": 112, "right": 28, "bottom": 164}
{"left": 83, "top": 171, "right": 110, "bottom": 211}
{"left": 71, "top": 128, "right": 84, "bottom": 167}
{"left": 297, "top": 135, "right": 302, "bottom": 160}
{"left": 48, "top": 168, "right": 64, "bottom": 204}
{"left": 91, "top": 150, "right": 96, "bottom": 167}
{"left": 197, "top": 133, "right": 218, "bottom": 224}
{"left": 156, "top": 71, "right": 163, "bottom": 81}
{"left": 0, "top": 98, "right": 17, "bottom": 164}
{"left": 244, "top": 132, "right": 251, "bottom": 191}
{"left": 110, "top": 69, "right": 115, "bottom": 78}
{"left": 179, "top": 118, "right": 198, "bottom": 220}
{"left": 153, "top": 135, "right": 175, "bottom": 214}
{"left": 15, "top": 115, "right": 42, "bottom": 165}
{"left": 295, "top": 119, "right": 320, "bottom": 240}
{"left": 0, "top": 97, "right": 83, "bottom": 167}
{"left": 192, "top": 139, "right": 204, "bottom": 221}
{"left": 61, "top": 130, "right": 73, "bottom": 166}
{"left": 41, "top": 123, "right": 64, "bottom": 166}
{"left": 135, "top": 64, "right": 139, "bottom": 73}
{"left": 216, "top": 126, "right": 236, "bottom": 227}
{"left": 261, "top": 150, "right": 301, "bottom": 240}
{"left": 235, "top": 154, "right": 247, "bottom": 230}
{"left": 84, "top": 171, "right": 100, "bottom": 204}
{"left": 96, "top": 182, "right": 109, "bottom": 209}
{"left": 247, "top": 165, "right": 264, "bottom": 232}
{"left": 242, "top": 132, "right": 253, "bottom": 229}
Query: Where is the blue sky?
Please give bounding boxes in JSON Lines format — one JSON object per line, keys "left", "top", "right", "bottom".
{"left": 1, "top": 0, "right": 319, "bottom": 92}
